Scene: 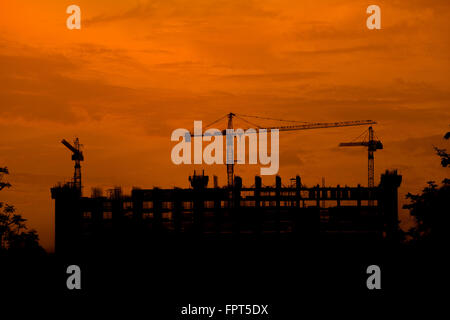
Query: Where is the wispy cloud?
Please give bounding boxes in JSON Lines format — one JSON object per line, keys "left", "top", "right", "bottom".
{"left": 85, "top": 0, "right": 275, "bottom": 26}
{"left": 220, "top": 71, "right": 327, "bottom": 81}
{"left": 287, "top": 45, "right": 388, "bottom": 56}
{"left": 85, "top": 2, "right": 156, "bottom": 25}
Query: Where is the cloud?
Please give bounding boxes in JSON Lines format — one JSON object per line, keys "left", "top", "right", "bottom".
{"left": 0, "top": 53, "right": 140, "bottom": 123}
{"left": 85, "top": 2, "right": 156, "bottom": 25}
{"left": 85, "top": 0, "right": 275, "bottom": 26}
{"left": 219, "top": 71, "right": 327, "bottom": 81}
{"left": 391, "top": 0, "right": 450, "bottom": 9}
{"left": 0, "top": 46, "right": 207, "bottom": 129}
{"left": 287, "top": 45, "right": 388, "bottom": 56}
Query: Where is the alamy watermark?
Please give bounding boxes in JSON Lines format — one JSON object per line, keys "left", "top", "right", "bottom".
{"left": 65, "top": 5, "right": 381, "bottom": 31}
{"left": 171, "top": 121, "right": 279, "bottom": 175}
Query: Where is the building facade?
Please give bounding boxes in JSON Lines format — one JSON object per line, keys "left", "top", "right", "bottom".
{"left": 51, "top": 171, "right": 402, "bottom": 254}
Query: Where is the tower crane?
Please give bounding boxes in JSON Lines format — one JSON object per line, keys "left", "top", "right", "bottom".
{"left": 190, "top": 113, "right": 377, "bottom": 188}
{"left": 61, "top": 138, "right": 84, "bottom": 191}
{"left": 339, "top": 126, "right": 383, "bottom": 189}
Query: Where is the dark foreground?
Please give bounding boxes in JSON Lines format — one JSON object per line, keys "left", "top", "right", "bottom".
{"left": 1, "top": 239, "right": 443, "bottom": 316}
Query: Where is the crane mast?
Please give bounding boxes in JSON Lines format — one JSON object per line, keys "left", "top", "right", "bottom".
{"left": 226, "top": 113, "right": 235, "bottom": 188}
{"left": 61, "top": 138, "right": 84, "bottom": 192}
{"left": 339, "top": 126, "right": 383, "bottom": 205}
{"left": 368, "top": 126, "right": 375, "bottom": 188}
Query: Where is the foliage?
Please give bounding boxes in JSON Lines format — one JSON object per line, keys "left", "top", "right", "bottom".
{"left": 0, "top": 167, "right": 11, "bottom": 191}
{"left": 0, "top": 168, "right": 44, "bottom": 253}
{"left": 434, "top": 130, "right": 450, "bottom": 167}
{"left": 404, "top": 131, "right": 450, "bottom": 244}
{"left": 404, "top": 179, "right": 450, "bottom": 244}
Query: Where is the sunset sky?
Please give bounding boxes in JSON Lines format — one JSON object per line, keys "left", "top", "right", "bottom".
{"left": 1, "top": 0, "right": 449, "bottom": 251}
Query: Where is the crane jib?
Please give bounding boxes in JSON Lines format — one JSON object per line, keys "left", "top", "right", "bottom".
{"left": 186, "top": 120, "right": 376, "bottom": 138}
{"left": 175, "top": 114, "right": 377, "bottom": 188}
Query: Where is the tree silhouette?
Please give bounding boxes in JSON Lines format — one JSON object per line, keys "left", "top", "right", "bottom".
{"left": 404, "top": 131, "right": 450, "bottom": 244}
{"left": 434, "top": 130, "right": 450, "bottom": 167}
{"left": 0, "top": 167, "right": 11, "bottom": 191}
{"left": 0, "top": 167, "right": 44, "bottom": 253}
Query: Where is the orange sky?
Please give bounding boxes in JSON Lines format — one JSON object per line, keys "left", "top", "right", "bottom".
{"left": 1, "top": 0, "right": 449, "bottom": 252}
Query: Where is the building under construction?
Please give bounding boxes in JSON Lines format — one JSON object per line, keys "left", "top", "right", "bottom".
{"left": 51, "top": 115, "right": 400, "bottom": 254}
{"left": 51, "top": 170, "right": 402, "bottom": 254}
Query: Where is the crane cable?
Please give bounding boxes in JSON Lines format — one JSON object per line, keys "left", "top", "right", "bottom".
{"left": 203, "top": 114, "right": 228, "bottom": 130}
{"left": 236, "top": 113, "right": 310, "bottom": 124}
{"left": 234, "top": 114, "right": 262, "bottom": 129}
{"left": 349, "top": 128, "right": 369, "bottom": 143}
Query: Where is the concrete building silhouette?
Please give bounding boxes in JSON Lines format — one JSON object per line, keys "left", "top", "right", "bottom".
{"left": 51, "top": 170, "right": 402, "bottom": 254}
